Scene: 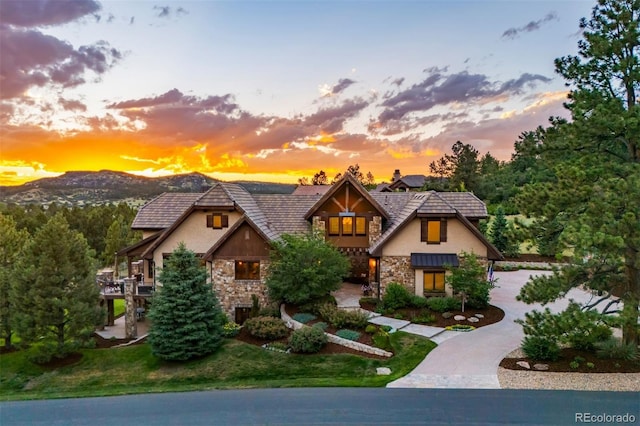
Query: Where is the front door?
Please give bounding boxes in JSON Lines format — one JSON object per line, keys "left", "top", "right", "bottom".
{"left": 235, "top": 307, "right": 252, "bottom": 325}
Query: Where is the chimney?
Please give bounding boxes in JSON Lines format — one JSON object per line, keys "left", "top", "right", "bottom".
{"left": 392, "top": 169, "right": 401, "bottom": 182}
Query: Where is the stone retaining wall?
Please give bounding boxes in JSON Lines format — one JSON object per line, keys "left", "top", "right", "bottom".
{"left": 494, "top": 260, "right": 565, "bottom": 271}
{"left": 280, "top": 305, "right": 393, "bottom": 358}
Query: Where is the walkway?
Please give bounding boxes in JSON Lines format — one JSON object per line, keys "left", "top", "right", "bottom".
{"left": 96, "top": 315, "right": 149, "bottom": 340}
{"left": 386, "top": 270, "right": 601, "bottom": 388}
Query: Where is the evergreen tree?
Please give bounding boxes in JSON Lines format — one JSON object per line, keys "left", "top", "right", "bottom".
{"left": 0, "top": 214, "right": 30, "bottom": 349}
{"left": 267, "top": 232, "right": 350, "bottom": 305}
{"left": 489, "top": 207, "right": 509, "bottom": 254}
{"left": 148, "top": 243, "right": 224, "bottom": 361}
{"left": 517, "top": 0, "right": 640, "bottom": 345}
{"left": 101, "top": 214, "right": 140, "bottom": 266}
{"left": 11, "top": 214, "right": 102, "bottom": 361}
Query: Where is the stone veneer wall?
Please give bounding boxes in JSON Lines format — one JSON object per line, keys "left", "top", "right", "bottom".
{"left": 211, "top": 259, "right": 270, "bottom": 319}
{"left": 312, "top": 216, "right": 325, "bottom": 238}
{"left": 379, "top": 256, "right": 413, "bottom": 296}
{"left": 368, "top": 216, "right": 382, "bottom": 246}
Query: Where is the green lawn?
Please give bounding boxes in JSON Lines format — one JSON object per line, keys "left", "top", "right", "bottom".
{"left": 114, "top": 299, "right": 125, "bottom": 318}
{"left": 0, "top": 332, "right": 435, "bottom": 401}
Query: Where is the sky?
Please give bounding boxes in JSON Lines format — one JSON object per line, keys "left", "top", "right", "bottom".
{"left": 0, "top": 0, "right": 595, "bottom": 186}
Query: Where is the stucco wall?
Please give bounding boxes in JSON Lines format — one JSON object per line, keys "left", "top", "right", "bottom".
{"left": 153, "top": 210, "right": 242, "bottom": 272}
{"left": 381, "top": 218, "right": 488, "bottom": 257}
{"left": 211, "top": 258, "right": 270, "bottom": 320}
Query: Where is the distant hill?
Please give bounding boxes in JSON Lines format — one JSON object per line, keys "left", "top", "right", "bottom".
{"left": 0, "top": 170, "right": 296, "bottom": 206}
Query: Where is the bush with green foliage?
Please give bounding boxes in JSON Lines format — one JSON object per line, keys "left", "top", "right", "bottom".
{"left": 258, "top": 304, "right": 281, "bottom": 318}
{"left": 288, "top": 326, "right": 328, "bottom": 353}
{"left": 411, "top": 313, "right": 436, "bottom": 324}
{"left": 372, "top": 329, "right": 391, "bottom": 351}
{"left": 266, "top": 232, "right": 350, "bottom": 305}
{"left": 318, "top": 304, "right": 369, "bottom": 329}
{"left": 292, "top": 313, "right": 316, "bottom": 324}
{"left": 426, "top": 297, "right": 461, "bottom": 313}
{"left": 244, "top": 316, "right": 289, "bottom": 340}
{"left": 382, "top": 283, "right": 413, "bottom": 310}
{"left": 446, "top": 252, "right": 494, "bottom": 309}
{"left": 365, "top": 324, "right": 377, "bottom": 334}
{"left": 409, "top": 295, "right": 429, "bottom": 309}
{"left": 595, "top": 338, "right": 639, "bottom": 361}
{"left": 148, "top": 243, "right": 224, "bottom": 361}
{"left": 521, "top": 336, "right": 561, "bottom": 361}
{"left": 221, "top": 322, "right": 241, "bottom": 338}
{"left": 312, "top": 322, "right": 328, "bottom": 331}
{"left": 336, "top": 329, "right": 361, "bottom": 341}
{"left": 298, "top": 295, "right": 337, "bottom": 316}
{"left": 517, "top": 303, "right": 612, "bottom": 352}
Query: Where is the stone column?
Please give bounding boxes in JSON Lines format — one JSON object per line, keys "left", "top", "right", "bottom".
{"left": 124, "top": 278, "right": 137, "bottom": 339}
{"left": 369, "top": 216, "right": 382, "bottom": 246}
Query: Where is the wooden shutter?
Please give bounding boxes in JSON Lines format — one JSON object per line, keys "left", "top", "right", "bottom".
{"left": 206, "top": 214, "right": 213, "bottom": 228}
{"left": 420, "top": 220, "right": 428, "bottom": 242}
{"left": 221, "top": 214, "right": 229, "bottom": 228}
{"left": 440, "top": 219, "right": 447, "bottom": 242}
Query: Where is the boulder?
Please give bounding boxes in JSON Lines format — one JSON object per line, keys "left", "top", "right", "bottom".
{"left": 516, "top": 361, "right": 531, "bottom": 370}
{"left": 376, "top": 367, "right": 392, "bottom": 375}
{"left": 467, "top": 317, "right": 479, "bottom": 323}
{"left": 454, "top": 315, "right": 466, "bottom": 321}
{"left": 474, "top": 313, "right": 484, "bottom": 319}
{"left": 442, "top": 312, "right": 453, "bottom": 319}
{"left": 533, "top": 364, "right": 549, "bottom": 371}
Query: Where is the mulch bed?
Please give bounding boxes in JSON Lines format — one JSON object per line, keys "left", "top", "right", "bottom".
{"left": 234, "top": 326, "right": 388, "bottom": 360}
{"left": 500, "top": 347, "right": 640, "bottom": 373}
{"left": 359, "top": 302, "right": 505, "bottom": 329}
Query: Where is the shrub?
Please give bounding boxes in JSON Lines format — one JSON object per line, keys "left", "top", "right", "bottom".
{"left": 336, "top": 329, "right": 361, "bottom": 341}
{"left": 258, "top": 304, "right": 281, "bottom": 318}
{"left": 292, "top": 313, "right": 316, "bottom": 324}
{"left": 586, "top": 362, "right": 595, "bottom": 369}
{"left": 221, "top": 322, "right": 241, "bottom": 338}
{"left": 566, "top": 322, "right": 612, "bottom": 351}
{"left": 365, "top": 324, "right": 378, "bottom": 334}
{"left": 299, "top": 295, "right": 337, "bottom": 316}
{"left": 312, "top": 322, "right": 328, "bottom": 331}
{"left": 521, "top": 336, "right": 560, "bottom": 361}
{"left": 244, "top": 316, "right": 289, "bottom": 340}
{"left": 595, "top": 338, "right": 639, "bottom": 361}
{"left": 359, "top": 297, "right": 380, "bottom": 307}
{"left": 380, "top": 325, "right": 392, "bottom": 332}
{"left": 382, "top": 283, "right": 413, "bottom": 310}
{"left": 569, "top": 361, "right": 580, "bottom": 369}
{"left": 409, "top": 295, "right": 429, "bottom": 309}
{"left": 288, "top": 326, "right": 328, "bottom": 353}
{"left": 318, "top": 304, "right": 369, "bottom": 329}
{"left": 372, "top": 330, "right": 391, "bottom": 350}
{"left": 446, "top": 252, "right": 495, "bottom": 309}
{"left": 411, "top": 313, "right": 436, "bottom": 324}
{"left": 427, "top": 297, "right": 461, "bottom": 313}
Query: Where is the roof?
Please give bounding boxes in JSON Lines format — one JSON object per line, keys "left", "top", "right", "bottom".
{"left": 389, "top": 174, "right": 427, "bottom": 189}
{"left": 410, "top": 253, "right": 459, "bottom": 268}
{"left": 131, "top": 193, "right": 200, "bottom": 230}
{"left": 291, "top": 185, "right": 332, "bottom": 196}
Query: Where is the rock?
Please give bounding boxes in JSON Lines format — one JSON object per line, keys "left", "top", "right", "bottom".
{"left": 467, "top": 317, "right": 479, "bottom": 323}
{"left": 533, "top": 364, "right": 549, "bottom": 371}
{"left": 516, "top": 361, "right": 531, "bottom": 370}
{"left": 442, "top": 312, "right": 453, "bottom": 319}
{"left": 454, "top": 315, "right": 466, "bottom": 321}
{"left": 376, "top": 367, "right": 392, "bottom": 375}
{"left": 474, "top": 313, "right": 484, "bottom": 319}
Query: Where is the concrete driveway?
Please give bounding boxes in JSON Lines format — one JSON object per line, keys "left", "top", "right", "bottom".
{"left": 387, "top": 269, "right": 600, "bottom": 389}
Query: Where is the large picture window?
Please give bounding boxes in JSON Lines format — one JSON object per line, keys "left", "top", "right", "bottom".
{"left": 341, "top": 217, "right": 353, "bottom": 235}
{"left": 327, "top": 216, "right": 367, "bottom": 237}
{"left": 355, "top": 217, "right": 367, "bottom": 236}
{"left": 424, "top": 271, "right": 446, "bottom": 293}
{"left": 328, "top": 217, "right": 340, "bottom": 235}
{"left": 235, "top": 260, "right": 260, "bottom": 280}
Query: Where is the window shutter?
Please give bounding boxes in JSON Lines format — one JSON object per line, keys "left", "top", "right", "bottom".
{"left": 440, "top": 219, "right": 447, "bottom": 242}
{"left": 420, "top": 220, "right": 428, "bottom": 242}
{"left": 221, "top": 215, "right": 229, "bottom": 228}
{"left": 206, "top": 214, "right": 213, "bottom": 228}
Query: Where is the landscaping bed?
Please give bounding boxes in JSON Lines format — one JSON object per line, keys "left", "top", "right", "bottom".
{"left": 500, "top": 347, "right": 640, "bottom": 373}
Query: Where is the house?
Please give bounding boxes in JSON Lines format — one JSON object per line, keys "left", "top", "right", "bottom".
{"left": 374, "top": 169, "right": 429, "bottom": 192}
{"left": 119, "top": 173, "right": 502, "bottom": 323}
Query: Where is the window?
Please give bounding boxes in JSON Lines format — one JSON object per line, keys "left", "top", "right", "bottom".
{"left": 328, "top": 217, "right": 340, "bottom": 235}
{"left": 206, "top": 214, "right": 228, "bottom": 229}
{"left": 235, "top": 260, "right": 260, "bottom": 280}
{"left": 424, "top": 271, "right": 446, "bottom": 293}
{"left": 420, "top": 219, "right": 447, "bottom": 244}
{"left": 341, "top": 217, "right": 353, "bottom": 235}
{"left": 355, "top": 217, "right": 367, "bottom": 236}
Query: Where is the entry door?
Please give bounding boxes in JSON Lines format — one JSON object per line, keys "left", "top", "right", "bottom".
{"left": 235, "top": 307, "right": 252, "bottom": 325}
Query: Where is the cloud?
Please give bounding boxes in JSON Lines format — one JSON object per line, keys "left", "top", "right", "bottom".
{"left": 304, "top": 98, "right": 369, "bottom": 133}
{"left": 153, "top": 5, "right": 188, "bottom": 19}
{"left": 502, "top": 12, "right": 558, "bottom": 40}
{"left": 0, "top": 0, "right": 101, "bottom": 27}
{"left": 59, "top": 97, "right": 87, "bottom": 112}
{"left": 320, "top": 78, "right": 356, "bottom": 97}
{"left": 374, "top": 70, "right": 551, "bottom": 130}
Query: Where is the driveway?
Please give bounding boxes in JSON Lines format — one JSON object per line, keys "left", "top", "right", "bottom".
{"left": 387, "top": 269, "right": 599, "bottom": 389}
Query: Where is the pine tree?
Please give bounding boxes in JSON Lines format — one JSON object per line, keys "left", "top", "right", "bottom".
{"left": 11, "top": 214, "right": 102, "bottom": 361}
{"left": 489, "top": 207, "right": 509, "bottom": 254}
{"left": 0, "top": 214, "right": 30, "bottom": 349}
{"left": 148, "top": 243, "right": 224, "bottom": 361}
{"left": 517, "top": 0, "right": 640, "bottom": 345}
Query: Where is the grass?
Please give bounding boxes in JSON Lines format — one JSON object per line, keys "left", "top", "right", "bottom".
{"left": 0, "top": 332, "right": 435, "bottom": 401}
{"left": 114, "top": 299, "right": 125, "bottom": 318}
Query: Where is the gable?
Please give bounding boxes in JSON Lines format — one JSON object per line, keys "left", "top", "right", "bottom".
{"left": 207, "top": 219, "right": 270, "bottom": 260}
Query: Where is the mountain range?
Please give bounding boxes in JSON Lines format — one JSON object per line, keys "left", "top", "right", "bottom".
{"left": 0, "top": 171, "right": 296, "bottom": 206}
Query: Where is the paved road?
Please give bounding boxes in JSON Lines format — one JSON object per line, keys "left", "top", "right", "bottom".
{"left": 1, "top": 388, "right": 638, "bottom": 425}
{"left": 388, "top": 270, "right": 602, "bottom": 388}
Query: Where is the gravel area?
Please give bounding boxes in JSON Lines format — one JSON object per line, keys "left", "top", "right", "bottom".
{"left": 498, "top": 348, "right": 640, "bottom": 392}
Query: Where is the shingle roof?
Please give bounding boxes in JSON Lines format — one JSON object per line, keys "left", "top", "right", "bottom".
{"left": 194, "top": 184, "right": 235, "bottom": 208}
{"left": 132, "top": 193, "right": 200, "bottom": 229}
{"left": 291, "top": 185, "right": 332, "bottom": 196}
{"left": 410, "top": 253, "right": 459, "bottom": 268}
{"left": 438, "top": 192, "right": 487, "bottom": 217}
{"left": 390, "top": 174, "right": 427, "bottom": 189}
{"left": 253, "top": 194, "right": 319, "bottom": 236}
{"left": 417, "top": 192, "right": 457, "bottom": 215}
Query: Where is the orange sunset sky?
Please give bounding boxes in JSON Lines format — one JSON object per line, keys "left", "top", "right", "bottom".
{"left": 0, "top": 1, "right": 592, "bottom": 186}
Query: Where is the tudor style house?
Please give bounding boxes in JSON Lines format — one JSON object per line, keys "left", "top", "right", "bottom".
{"left": 119, "top": 173, "right": 502, "bottom": 323}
